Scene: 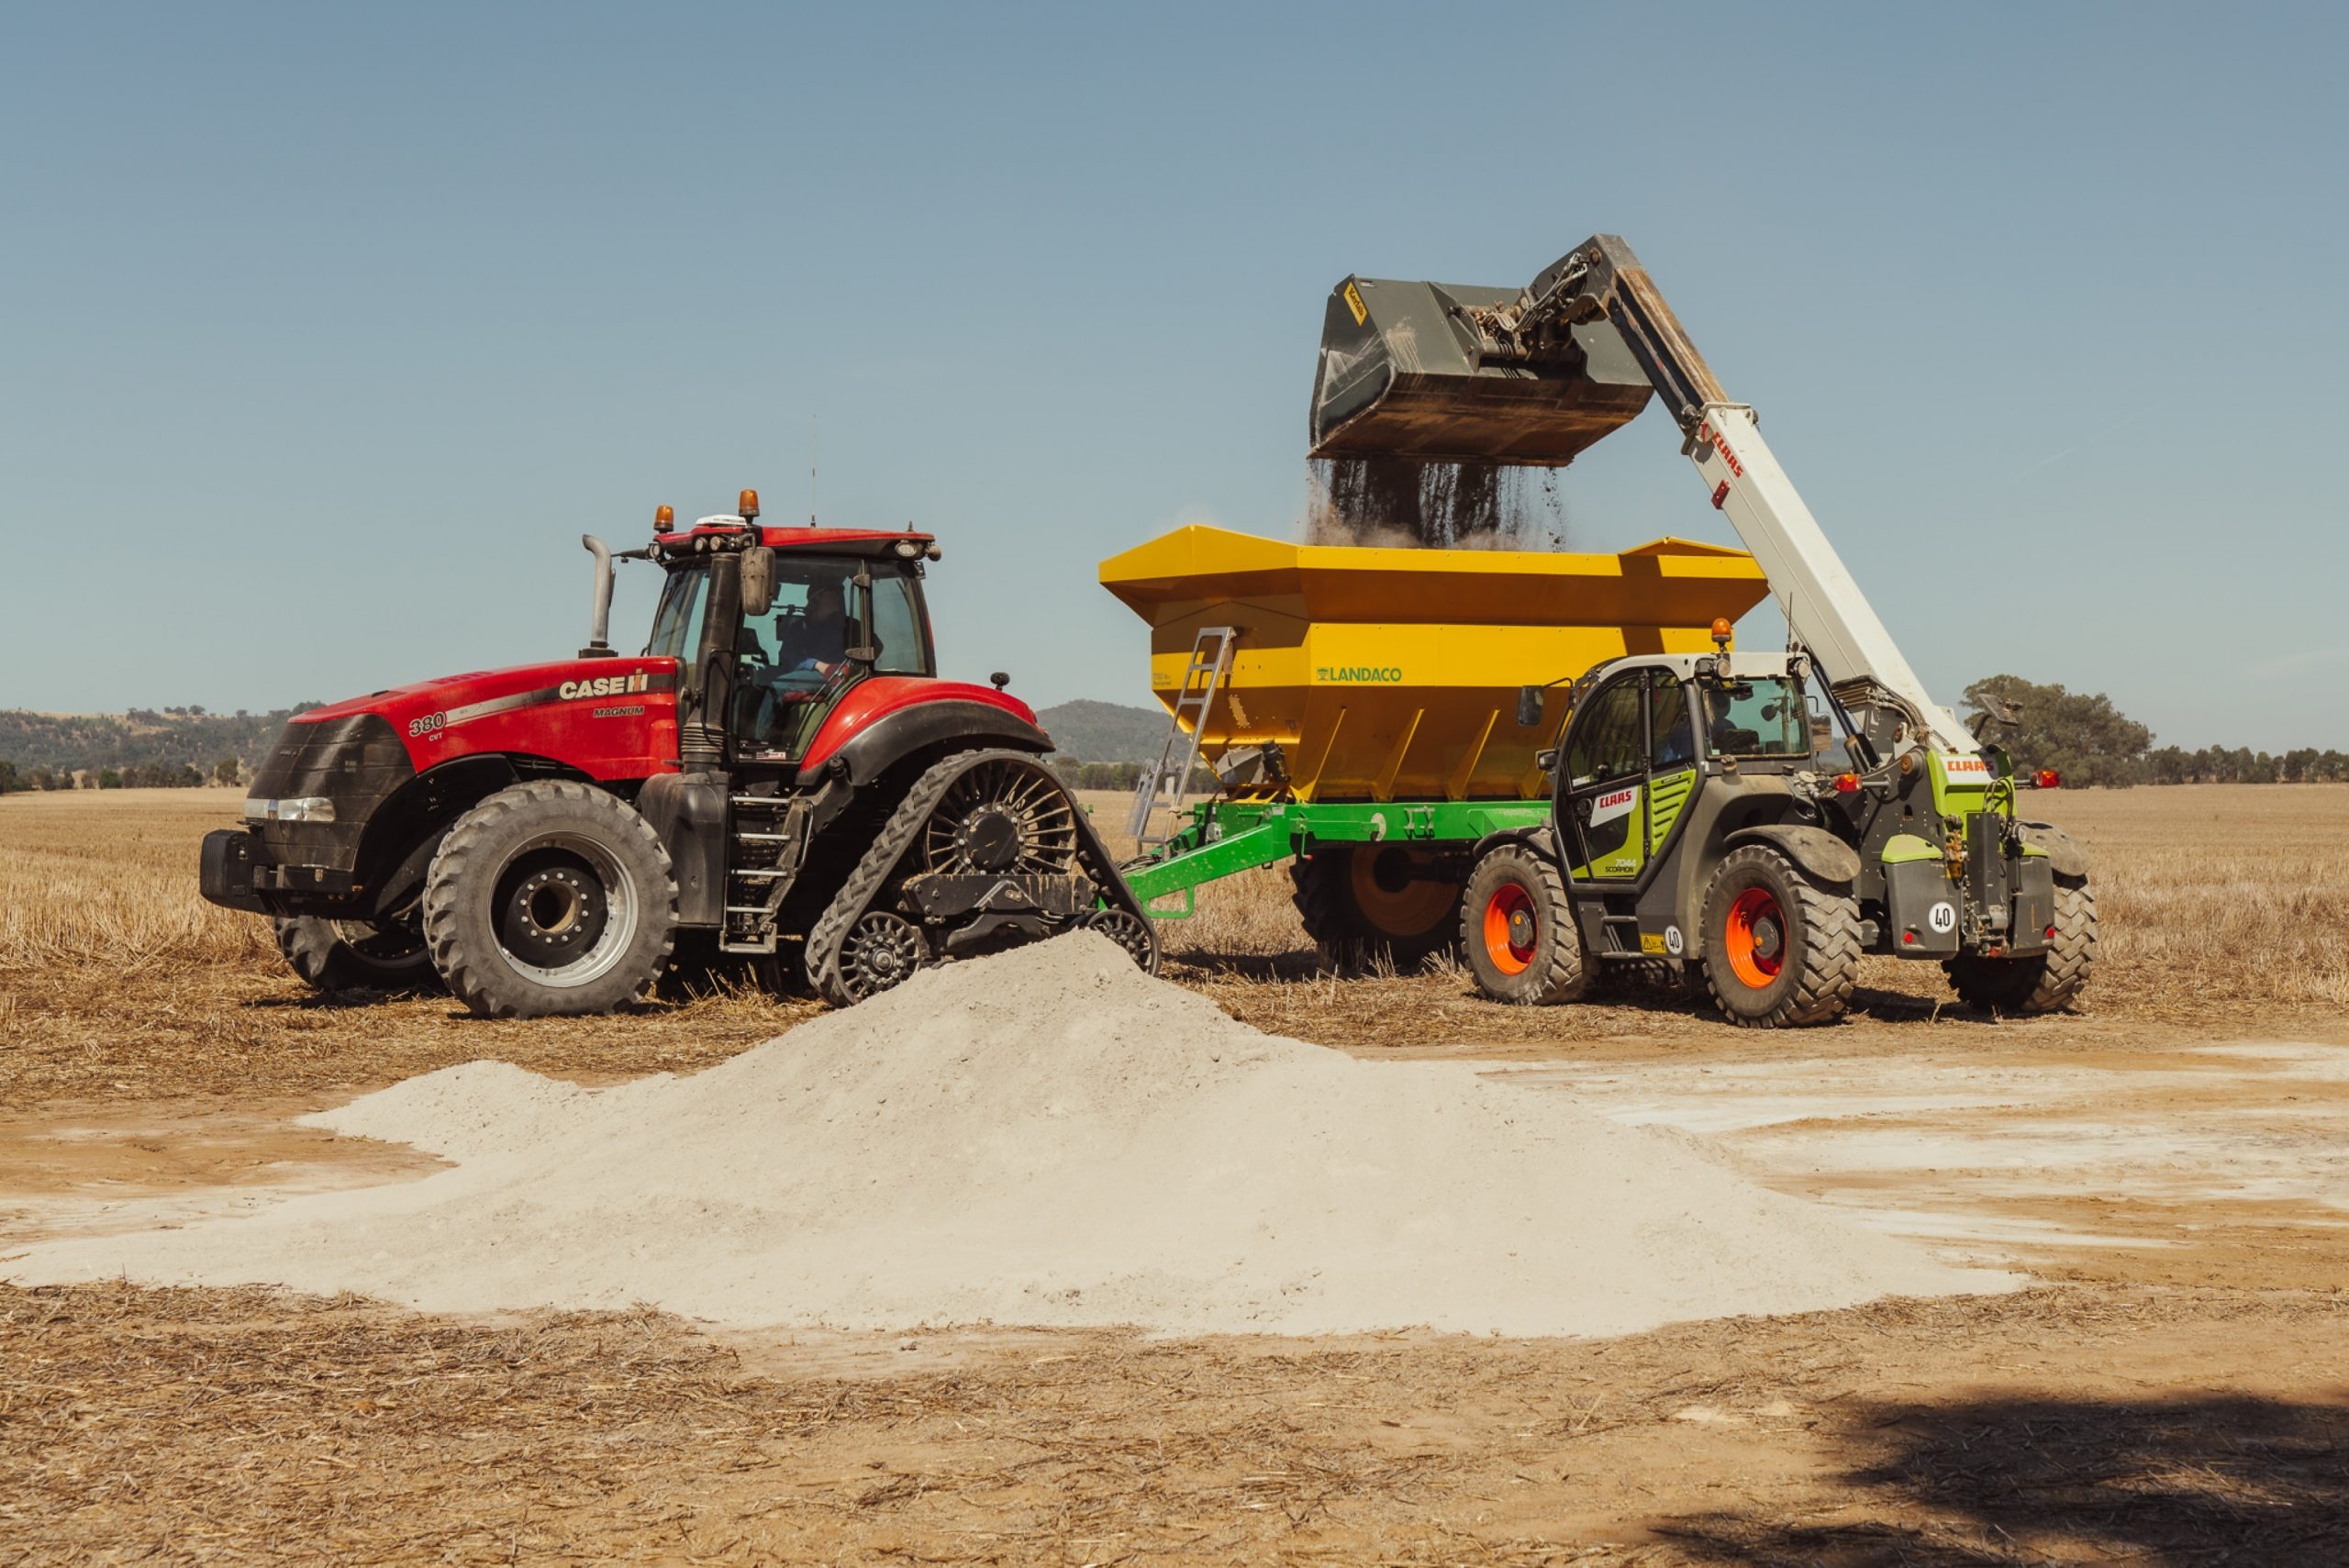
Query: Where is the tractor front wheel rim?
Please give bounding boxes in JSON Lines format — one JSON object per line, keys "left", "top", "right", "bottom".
{"left": 491, "top": 832, "right": 639, "bottom": 989}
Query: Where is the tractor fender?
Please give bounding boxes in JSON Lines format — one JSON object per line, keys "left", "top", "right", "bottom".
{"left": 2020, "top": 820, "right": 2091, "bottom": 879}
{"left": 818, "top": 698, "right": 1051, "bottom": 788}
{"left": 1723, "top": 823, "right": 1861, "bottom": 886}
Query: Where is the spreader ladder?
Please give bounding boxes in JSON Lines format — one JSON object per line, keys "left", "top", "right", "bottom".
{"left": 1129, "top": 626, "right": 1236, "bottom": 848}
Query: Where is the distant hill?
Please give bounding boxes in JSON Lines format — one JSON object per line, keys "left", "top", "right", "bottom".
{"left": 1035, "top": 699, "right": 1170, "bottom": 762}
{"left": 0, "top": 706, "right": 315, "bottom": 784}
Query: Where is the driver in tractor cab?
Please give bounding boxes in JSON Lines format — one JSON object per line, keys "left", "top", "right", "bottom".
{"left": 738, "top": 573, "right": 854, "bottom": 752}
{"left": 775, "top": 579, "right": 850, "bottom": 673}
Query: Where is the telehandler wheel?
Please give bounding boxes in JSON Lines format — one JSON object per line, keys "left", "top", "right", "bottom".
{"left": 272, "top": 915, "right": 440, "bottom": 994}
{"left": 421, "top": 781, "right": 678, "bottom": 1019}
{"left": 1698, "top": 844, "right": 1858, "bottom": 1029}
{"left": 1461, "top": 844, "right": 1586, "bottom": 1005}
{"left": 1292, "top": 845, "right": 1463, "bottom": 972}
{"left": 1943, "top": 876, "right": 2099, "bottom": 1015}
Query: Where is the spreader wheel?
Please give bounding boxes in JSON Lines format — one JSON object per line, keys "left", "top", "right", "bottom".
{"left": 1460, "top": 843, "right": 1586, "bottom": 1005}
{"left": 1291, "top": 844, "right": 1463, "bottom": 971}
{"left": 1698, "top": 844, "right": 1857, "bottom": 1029}
{"left": 1944, "top": 876, "right": 2099, "bottom": 1015}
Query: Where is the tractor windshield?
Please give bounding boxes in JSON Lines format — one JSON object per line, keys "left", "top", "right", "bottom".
{"left": 1699, "top": 676, "right": 1811, "bottom": 759}
{"left": 646, "top": 562, "right": 712, "bottom": 662}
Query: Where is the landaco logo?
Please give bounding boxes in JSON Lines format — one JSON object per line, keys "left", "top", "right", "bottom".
{"left": 559, "top": 672, "right": 652, "bottom": 701}
{"left": 1317, "top": 666, "right": 1404, "bottom": 683}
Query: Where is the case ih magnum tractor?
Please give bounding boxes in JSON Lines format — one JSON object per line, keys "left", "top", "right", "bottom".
{"left": 202, "top": 493, "right": 1156, "bottom": 1016}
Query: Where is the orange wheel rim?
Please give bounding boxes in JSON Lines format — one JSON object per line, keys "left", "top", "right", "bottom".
{"left": 1723, "top": 886, "right": 1786, "bottom": 988}
{"left": 1482, "top": 882, "right": 1537, "bottom": 976}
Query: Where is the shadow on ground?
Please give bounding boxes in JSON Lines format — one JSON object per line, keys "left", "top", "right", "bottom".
{"left": 1660, "top": 1392, "right": 2349, "bottom": 1566}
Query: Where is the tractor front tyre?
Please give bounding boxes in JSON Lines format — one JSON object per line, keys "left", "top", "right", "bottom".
{"left": 1291, "top": 845, "right": 1463, "bottom": 972}
{"left": 1944, "top": 877, "right": 2099, "bottom": 1015}
{"left": 1461, "top": 844, "right": 1586, "bottom": 1005}
{"left": 272, "top": 915, "right": 439, "bottom": 994}
{"left": 1698, "top": 844, "right": 1858, "bottom": 1029}
{"left": 421, "top": 781, "right": 678, "bottom": 1019}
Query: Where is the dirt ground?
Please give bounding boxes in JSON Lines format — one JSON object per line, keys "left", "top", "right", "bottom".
{"left": 2, "top": 785, "right": 2345, "bottom": 1563}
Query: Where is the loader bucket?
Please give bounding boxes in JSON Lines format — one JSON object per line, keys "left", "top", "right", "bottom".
{"left": 1309, "top": 276, "right": 1655, "bottom": 465}
{"left": 1100, "top": 526, "right": 1768, "bottom": 804}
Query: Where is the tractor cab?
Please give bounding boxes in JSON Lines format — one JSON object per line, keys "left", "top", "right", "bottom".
{"left": 632, "top": 492, "right": 944, "bottom": 773}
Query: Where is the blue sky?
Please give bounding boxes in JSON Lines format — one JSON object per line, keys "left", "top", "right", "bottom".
{"left": 4, "top": 2, "right": 2343, "bottom": 749}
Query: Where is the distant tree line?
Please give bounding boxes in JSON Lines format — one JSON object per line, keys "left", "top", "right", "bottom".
{"left": 0, "top": 704, "right": 316, "bottom": 792}
{"left": 1963, "top": 675, "right": 2345, "bottom": 787}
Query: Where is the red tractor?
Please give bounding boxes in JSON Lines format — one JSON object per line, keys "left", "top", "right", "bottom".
{"left": 202, "top": 492, "right": 1156, "bottom": 1016}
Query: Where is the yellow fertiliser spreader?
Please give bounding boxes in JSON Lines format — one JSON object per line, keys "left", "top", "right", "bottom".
{"left": 1104, "top": 525, "right": 1767, "bottom": 963}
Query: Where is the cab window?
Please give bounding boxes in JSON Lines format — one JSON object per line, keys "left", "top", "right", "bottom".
{"left": 1648, "top": 673, "right": 1699, "bottom": 771}
{"left": 1700, "top": 676, "right": 1812, "bottom": 758}
{"left": 1565, "top": 677, "right": 1645, "bottom": 786}
{"left": 645, "top": 562, "right": 711, "bottom": 663}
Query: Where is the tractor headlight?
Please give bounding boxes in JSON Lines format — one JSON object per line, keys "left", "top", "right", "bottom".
{"left": 244, "top": 795, "right": 337, "bottom": 824}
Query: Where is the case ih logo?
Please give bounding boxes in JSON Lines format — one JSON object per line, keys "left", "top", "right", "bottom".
{"left": 559, "top": 673, "right": 651, "bottom": 701}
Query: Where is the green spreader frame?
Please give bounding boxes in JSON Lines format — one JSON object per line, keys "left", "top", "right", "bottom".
{"left": 1120, "top": 797, "right": 1553, "bottom": 917}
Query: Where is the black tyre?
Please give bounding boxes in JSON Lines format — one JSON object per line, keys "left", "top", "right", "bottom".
{"left": 1944, "top": 877, "right": 2099, "bottom": 1015}
{"left": 1698, "top": 844, "right": 1858, "bottom": 1029}
{"left": 271, "top": 915, "right": 439, "bottom": 994}
{"left": 421, "top": 781, "right": 678, "bottom": 1019}
{"left": 1460, "top": 843, "right": 1586, "bottom": 1005}
{"left": 1291, "top": 844, "right": 1463, "bottom": 971}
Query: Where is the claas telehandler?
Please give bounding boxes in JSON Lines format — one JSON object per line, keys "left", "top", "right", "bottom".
{"left": 1311, "top": 236, "right": 2094, "bottom": 1026}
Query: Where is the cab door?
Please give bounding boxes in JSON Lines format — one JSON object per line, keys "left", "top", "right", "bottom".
{"left": 1558, "top": 673, "right": 1650, "bottom": 883}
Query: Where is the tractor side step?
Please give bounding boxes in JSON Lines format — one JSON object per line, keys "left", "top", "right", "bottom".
{"left": 719, "top": 794, "right": 810, "bottom": 954}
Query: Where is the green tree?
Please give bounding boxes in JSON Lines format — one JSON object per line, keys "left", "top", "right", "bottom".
{"left": 0, "top": 760, "right": 21, "bottom": 794}
{"left": 1962, "top": 675, "right": 2154, "bottom": 788}
{"left": 98, "top": 769, "right": 123, "bottom": 789}
{"left": 214, "top": 757, "right": 241, "bottom": 786}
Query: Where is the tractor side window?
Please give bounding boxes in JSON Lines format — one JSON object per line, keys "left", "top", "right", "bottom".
{"left": 1700, "top": 677, "right": 1812, "bottom": 758}
{"left": 1648, "top": 673, "right": 1698, "bottom": 771}
{"left": 866, "top": 568, "right": 933, "bottom": 676}
{"left": 645, "top": 564, "right": 711, "bottom": 664}
{"left": 1565, "top": 678, "right": 1645, "bottom": 786}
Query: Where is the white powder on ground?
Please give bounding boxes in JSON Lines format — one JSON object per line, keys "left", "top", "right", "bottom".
{"left": 6, "top": 936, "right": 2011, "bottom": 1336}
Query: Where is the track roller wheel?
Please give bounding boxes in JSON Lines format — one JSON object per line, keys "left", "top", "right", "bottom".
{"left": 833, "top": 910, "right": 930, "bottom": 1002}
{"left": 1944, "top": 876, "right": 2098, "bottom": 1015}
{"left": 1079, "top": 907, "right": 1161, "bottom": 975}
{"left": 1461, "top": 843, "right": 1586, "bottom": 1005}
{"left": 1697, "top": 843, "right": 1857, "bottom": 1028}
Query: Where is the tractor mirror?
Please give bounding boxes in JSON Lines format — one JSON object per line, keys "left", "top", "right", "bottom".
{"left": 844, "top": 644, "right": 879, "bottom": 666}
{"left": 740, "top": 548, "right": 777, "bottom": 617}
{"left": 1516, "top": 685, "right": 1544, "bottom": 727}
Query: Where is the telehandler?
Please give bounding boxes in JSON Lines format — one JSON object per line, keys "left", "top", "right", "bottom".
{"left": 1311, "top": 236, "right": 2094, "bottom": 1026}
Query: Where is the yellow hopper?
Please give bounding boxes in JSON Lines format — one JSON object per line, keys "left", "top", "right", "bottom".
{"left": 1099, "top": 527, "right": 1768, "bottom": 803}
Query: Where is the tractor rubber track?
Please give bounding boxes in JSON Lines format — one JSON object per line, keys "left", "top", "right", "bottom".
{"left": 807, "top": 749, "right": 1159, "bottom": 1006}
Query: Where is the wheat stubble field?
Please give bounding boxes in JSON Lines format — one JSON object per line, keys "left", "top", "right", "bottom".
{"left": 2, "top": 786, "right": 2346, "bottom": 1564}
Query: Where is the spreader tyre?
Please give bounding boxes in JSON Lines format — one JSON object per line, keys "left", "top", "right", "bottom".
{"left": 421, "top": 780, "right": 678, "bottom": 1019}
{"left": 272, "top": 915, "right": 439, "bottom": 994}
{"left": 1292, "top": 844, "right": 1464, "bottom": 972}
{"left": 1698, "top": 843, "right": 1857, "bottom": 1029}
{"left": 1943, "top": 876, "right": 2099, "bottom": 1015}
{"left": 1461, "top": 844, "right": 1586, "bottom": 1005}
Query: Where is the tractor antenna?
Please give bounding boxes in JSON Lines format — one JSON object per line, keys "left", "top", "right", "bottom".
{"left": 809, "top": 414, "right": 818, "bottom": 528}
